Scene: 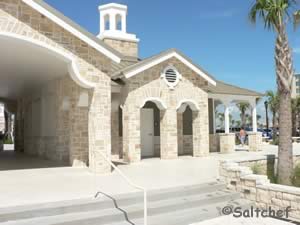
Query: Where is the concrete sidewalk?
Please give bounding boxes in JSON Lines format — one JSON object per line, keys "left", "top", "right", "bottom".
{"left": 0, "top": 153, "right": 219, "bottom": 208}
{"left": 0, "top": 142, "right": 300, "bottom": 208}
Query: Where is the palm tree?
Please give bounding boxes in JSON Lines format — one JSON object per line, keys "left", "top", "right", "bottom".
{"left": 266, "top": 90, "right": 279, "bottom": 129}
{"left": 292, "top": 97, "right": 300, "bottom": 136}
{"left": 249, "top": 0, "right": 299, "bottom": 185}
{"left": 235, "top": 120, "right": 242, "bottom": 128}
{"left": 216, "top": 112, "right": 225, "bottom": 130}
{"left": 236, "top": 102, "right": 250, "bottom": 127}
{"left": 257, "top": 114, "right": 262, "bottom": 123}
{"left": 264, "top": 100, "right": 270, "bottom": 131}
{"left": 245, "top": 114, "right": 252, "bottom": 127}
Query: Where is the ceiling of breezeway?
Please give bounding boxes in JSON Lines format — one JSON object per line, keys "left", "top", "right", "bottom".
{"left": 0, "top": 36, "right": 69, "bottom": 100}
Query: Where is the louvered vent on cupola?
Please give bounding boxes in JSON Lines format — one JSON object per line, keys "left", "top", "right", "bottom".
{"left": 161, "top": 66, "right": 182, "bottom": 89}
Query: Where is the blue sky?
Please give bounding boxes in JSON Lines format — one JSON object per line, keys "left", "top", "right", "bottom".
{"left": 44, "top": 0, "right": 300, "bottom": 94}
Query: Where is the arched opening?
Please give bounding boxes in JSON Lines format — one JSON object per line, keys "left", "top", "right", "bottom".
{"left": 177, "top": 100, "right": 200, "bottom": 156}
{"left": 140, "top": 100, "right": 165, "bottom": 159}
{"left": 104, "top": 14, "right": 110, "bottom": 30}
{"left": 0, "top": 34, "right": 91, "bottom": 170}
{"left": 116, "top": 14, "right": 122, "bottom": 31}
{"left": 0, "top": 104, "right": 15, "bottom": 152}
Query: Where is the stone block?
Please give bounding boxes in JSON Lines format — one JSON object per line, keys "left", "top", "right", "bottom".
{"left": 219, "top": 133, "right": 235, "bottom": 154}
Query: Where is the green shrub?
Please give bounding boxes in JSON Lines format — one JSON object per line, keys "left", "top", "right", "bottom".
{"left": 251, "top": 163, "right": 264, "bottom": 175}
{"left": 270, "top": 136, "right": 279, "bottom": 146}
{"left": 3, "top": 137, "right": 13, "bottom": 144}
{"left": 292, "top": 164, "right": 300, "bottom": 187}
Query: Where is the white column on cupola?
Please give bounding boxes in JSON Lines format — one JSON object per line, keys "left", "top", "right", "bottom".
{"left": 251, "top": 99, "right": 258, "bottom": 132}
{"left": 110, "top": 13, "right": 116, "bottom": 31}
{"left": 100, "top": 14, "right": 105, "bottom": 34}
{"left": 121, "top": 13, "right": 127, "bottom": 32}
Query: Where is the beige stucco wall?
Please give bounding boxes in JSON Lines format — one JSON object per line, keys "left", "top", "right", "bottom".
{"left": 0, "top": 0, "right": 113, "bottom": 173}
{"left": 119, "top": 57, "right": 210, "bottom": 162}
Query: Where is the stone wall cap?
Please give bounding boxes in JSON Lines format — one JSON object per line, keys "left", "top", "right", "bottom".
{"left": 257, "top": 183, "right": 300, "bottom": 196}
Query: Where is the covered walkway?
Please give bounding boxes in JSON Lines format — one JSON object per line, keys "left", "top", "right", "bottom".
{"left": 0, "top": 147, "right": 67, "bottom": 171}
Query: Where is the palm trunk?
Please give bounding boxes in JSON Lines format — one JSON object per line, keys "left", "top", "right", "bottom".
{"left": 275, "top": 27, "right": 294, "bottom": 185}
{"left": 272, "top": 111, "right": 276, "bottom": 129}
{"left": 241, "top": 112, "right": 246, "bottom": 127}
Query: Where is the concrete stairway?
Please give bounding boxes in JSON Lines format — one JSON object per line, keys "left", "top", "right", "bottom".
{"left": 0, "top": 181, "right": 252, "bottom": 225}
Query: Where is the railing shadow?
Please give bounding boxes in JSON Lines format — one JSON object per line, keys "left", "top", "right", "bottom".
{"left": 94, "top": 191, "right": 135, "bottom": 225}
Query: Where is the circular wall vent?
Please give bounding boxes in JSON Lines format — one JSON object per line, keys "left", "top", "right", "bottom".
{"left": 161, "top": 66, "right": 182, "bottom": 89}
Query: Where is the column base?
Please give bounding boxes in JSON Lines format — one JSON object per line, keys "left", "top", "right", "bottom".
{"left": 248, "top": 132, "right": 262, "bottom": 152}
{"left": 219, "top": 133, "right": 235, "bottom": 154}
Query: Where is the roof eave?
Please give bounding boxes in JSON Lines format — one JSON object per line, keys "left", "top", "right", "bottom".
{"left": 23, "top": 0, "right": 122, "bottom": 63}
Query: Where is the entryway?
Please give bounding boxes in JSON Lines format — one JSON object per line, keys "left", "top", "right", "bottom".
{"left": 140, "top": 101, "right": 162, "bottom": 158}
{"left": 141, "top": 108, "right": 154, "bottom": 157}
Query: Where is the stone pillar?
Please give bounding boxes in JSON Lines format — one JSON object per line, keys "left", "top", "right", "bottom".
{"left": 219, "top": 133, "right": 235, "bottom": 154}
{"left": 123, "top": 104, "right": 141, "bottom": 163}
{"left": 193, "top": 110, "right": 209, "bottom": 157}
{"left": 209, "top": 134, "right": 220, "bottom": 153}
{"left": 248, "top": 132, "right": 262, "bottom": 152}
{"left": 177, "top": 112, "right": 183, "bottom": 156}
{"left": 15, "top": 100, "right": 24, "bottom": 152}
{"left": 111, "top": 110, "right": 120, "bottom": 160}
{"left": 88, "top": 84, "right": 111, "bottom": 174}
{"left": 70, "top": 90, "right": 89, "bottom": 168}
{"left": 161, "top": 108, "right": 178, "bottom": 159}
{"left": 212, "top": 99, "right": 216, "bottom": 134}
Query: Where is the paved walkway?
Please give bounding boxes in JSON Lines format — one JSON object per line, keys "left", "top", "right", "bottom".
{"left": 0, "top": 143, "right": 300, "bottom": 208}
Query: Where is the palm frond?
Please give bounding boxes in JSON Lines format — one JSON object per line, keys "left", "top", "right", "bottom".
{"left": 249, "top": 0, "right": 298, "bottom": 31}
{"left": 294, "top": 10, "right": 300, "bottom": 28}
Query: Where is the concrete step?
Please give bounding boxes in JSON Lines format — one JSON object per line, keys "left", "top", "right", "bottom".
{"left": 108, "top": 198, "right": 254, "bottom": 225}
{"left": 0, "top": 182, "right": 253, "bottom": 225}
{"left": 0, "top": 182, "right": 225, "bottom": 223}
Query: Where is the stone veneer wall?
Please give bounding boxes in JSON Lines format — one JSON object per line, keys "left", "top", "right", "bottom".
{"left": 209, "top": 134, "right": 220, "bottom": 153}
{"left": 103, "top": 38, "right": 138, "bottom": 58}
{"left": 220, "top": 160, "right": 300, "bottom": 220}
{"left": 182, "top": 135, "right": 193, "bottom": 155}
{"left": 0, "top": 0, "right": 113, "bottom": 173}
{"left": 120, "top": 57, "right": 209, "bottom": 162}
{"left": 19, "top": 76, "right": 89, "bottom": 165}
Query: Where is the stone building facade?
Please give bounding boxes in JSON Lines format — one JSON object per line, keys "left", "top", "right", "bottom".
{"left": 0, "top": 1, "right": 263, "bottom": 174}
{"left": 116, "top": 57, "right": 210, "bottom": 162}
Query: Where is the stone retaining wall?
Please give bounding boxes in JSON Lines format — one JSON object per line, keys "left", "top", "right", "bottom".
{"left": 220, "top": 160, "right": 300, "bottom": 221}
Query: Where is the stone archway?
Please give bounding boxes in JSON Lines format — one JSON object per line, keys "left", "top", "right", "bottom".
{"left": 177, "top": 100, "right": 205, "bottom": 157}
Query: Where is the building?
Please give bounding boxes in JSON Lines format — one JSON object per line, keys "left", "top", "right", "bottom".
{"left": 0, "top": 1, "right": 262, "bottom": 173}
{"left": 292, "top": 73, "right": 300, "bottom": 98}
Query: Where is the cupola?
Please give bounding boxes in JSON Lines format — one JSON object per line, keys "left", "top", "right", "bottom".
{"left": 98, "top": 3, "right": 139, "bottom": 58}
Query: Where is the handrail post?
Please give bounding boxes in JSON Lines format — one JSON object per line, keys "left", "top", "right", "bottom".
{"left": 93, "top": 150, "right": 148, "bottom": 225}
